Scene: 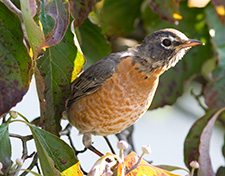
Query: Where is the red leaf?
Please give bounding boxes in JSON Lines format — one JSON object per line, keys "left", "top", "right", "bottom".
{"left": 0, "top": 2, "right": 31, "bottom": 115}
{"left": 44, "top": 0, "right": 70, "bottom": 47}
{"left": 69, "top": 0, "right": 96, "bottom": 27}
{"left": 184, "top": 108, "right": 225, "bottom": 176}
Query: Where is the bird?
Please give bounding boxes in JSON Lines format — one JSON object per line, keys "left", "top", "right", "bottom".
{"left": 65, "top": 28, "right": 204, "bottom": 154}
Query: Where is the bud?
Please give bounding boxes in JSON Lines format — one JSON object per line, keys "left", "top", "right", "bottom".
{"left": 105, "top": 170, "right": 113, "bottom": 176}
{"left": 142, "top": 144, "right": 151, "bottom": 154}
{"left": 16, "top": 158, "right": 24, "bottom": 166}
{"left": 190, "top": 160, "right": 199, "bottom": 169}
{"left": 0, "top": 162, "right": 3, "bottom": 170}
{"left": 117, "top": 140, "right": 128, "bottom": 150}
{"left": 10, "top": 111, "right": 18, "bottom": 119}
{"left": 0, "top": 162, "right": 3, "bottom": 175}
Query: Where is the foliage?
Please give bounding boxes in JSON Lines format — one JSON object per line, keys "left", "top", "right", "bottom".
{"left": 0, "top": 0, "right": 225, "bottom": 175}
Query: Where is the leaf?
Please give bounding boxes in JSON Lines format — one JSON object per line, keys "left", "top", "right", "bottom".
{"left": 0, "top": 123, "right": 11, "bottom": 174}
{"left": 148, "top": 0, "right": 181, "bottom": 23}
{"left": 184, "top": 108, "right": 225, "bottom": 176}
{"left": 70, "top": 49, "right": 86, "bottom": 82}
{"left": 37, "top": 19, "right": 82, "bottom": 134}
{"left": 29, "top": 126, "right": 61, "bottom": 176}
{"left": 20, "top": 0, "right": 45, "bottom": 59}
{"left": 97, "top": 0, "right": 143, "bottom": 37}
{"left": 124, "top": 152, "right": 181, "bottom": 176}
{"left": 29, "top": 125, "right": 79, "bottom": 173}
{"left": 204, "top": 4, "right": 225, "bottom": 109}
{"left": 0, "top": 2, "right": 31, "bottom": 116}
{"left": 61, "top": 162, "right": 83, "bottom": 176}
{"left": 156, "top": 165, "right": 188, "bottom": 173}
{"left": 19, "top": 169, "right": 42, "bottom": 176}
{"left": 44, "top": 0, "right": 70, "bottom": 47}
{"left": 34, "top": 69, "right": 46, "bottom": 126}
{"left": 211, "top": 0, "right": 225, "bottom": 24}
{"left": 222, "top": 133, "right": 225, "bottom": 158}
{"left": 204, "top": 77, "right": 225, "bottom": 109}
{"left": 78, "top": 18, "right": 111, "bottom": 67}
{"left": 142, "top": 1, "right": 212, "bottom": 109}
{"left": 69, "top": 0, "right": 96, "bottom": 27}
{"left": 217, "top": 166, "right": 225, "bottom": 176}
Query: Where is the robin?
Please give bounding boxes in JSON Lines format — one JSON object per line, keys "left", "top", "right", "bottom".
{"left": 65, "top": 28, "right": 203, "bottom": 153}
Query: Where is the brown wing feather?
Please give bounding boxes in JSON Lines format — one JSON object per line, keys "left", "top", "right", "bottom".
{"left": 66, "top": 53, "right": 123, "bottom": 108}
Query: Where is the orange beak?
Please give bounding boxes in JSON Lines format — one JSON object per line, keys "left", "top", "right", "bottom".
{"left": 181, "top": 39, "right": 205, "bottom": 48}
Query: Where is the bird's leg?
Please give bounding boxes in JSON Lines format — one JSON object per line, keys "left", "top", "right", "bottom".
{"left": 83, "top": 132, "right": 104, "bottom": 157}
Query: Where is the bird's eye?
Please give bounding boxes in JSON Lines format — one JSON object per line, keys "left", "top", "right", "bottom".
{"left": 162, "top": 39, "right": 172, "bottom": 47}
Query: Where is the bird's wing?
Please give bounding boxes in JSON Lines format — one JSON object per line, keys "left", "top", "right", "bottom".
{"left": 66, "top": 53, "right": 123, "bottom": 108}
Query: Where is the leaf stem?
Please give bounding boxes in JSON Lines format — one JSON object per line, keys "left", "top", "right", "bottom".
{"left": 190, "top": 89, "right": 208, "bottom": 112}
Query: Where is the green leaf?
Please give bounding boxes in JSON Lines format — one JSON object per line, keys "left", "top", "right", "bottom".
{"left": 148, "top": 0, "right": 181, "bottom": 23}
{"left": 69, "top": 0, "right": 96, "bottom": 27}
{"left": 217, "top": 166, "right": 225, "bottom": 176}
{"left": 204, "top": 4, "right": 225, "bottom": 109}
{"left": 44, "top": 0, "right": 70, "bottom": 47}
{"left": 97, "top": 0, "right": 143, "bottom": 37}
{"left": 20, "top": 0, "right": 45, "bottom": 59}
{"left": 78, "top": 18, "right": 111, "bottom": 67}
{"left": 143, "top": 1, "right": 212, "bottom": 109}
{"left": 184, "top": 108, "right": 225, "bottom": 175}
{"left": 0, "top": 123, "right": 11, "bottom": 174}
{"left": 30, "top": 126, "right": 61, "bottom": 176}
{"left": 30, "top": 125, "right": 78, "bottom": 173}
{"left": 0, "top": 2, "right": 31, "bottom": 116}
{"left": 37, "top": 19, "right": 80, "bottom": 135}
{"left": 156, "top": 165, "right": 188, "bottom": 173}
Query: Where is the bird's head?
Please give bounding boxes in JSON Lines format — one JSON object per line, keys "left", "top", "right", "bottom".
{"left": 137, "top": 28, "right": 204, "bottom": 71}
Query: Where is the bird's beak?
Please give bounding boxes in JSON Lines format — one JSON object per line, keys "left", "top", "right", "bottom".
{"left": 180, "top": 39, "right": 205, "bottom": 48}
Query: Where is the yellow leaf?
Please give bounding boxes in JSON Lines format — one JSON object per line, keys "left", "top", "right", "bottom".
{"left": 216, "top": 5, "right": 225, "bottom": 16}
{"left": 124, "top": 152, "right": 182, "bottom": 176}
{"left": 71, "top": 50, "right": 86, "bottom": 82}
{"left": 29, "top": 48, "right": 33, "bottom": 58}
{"left": 61, "top": 162, "right": 83, "bottom": 176}
{"left": 173, "top": 13, "right": 182, "bottom": 20}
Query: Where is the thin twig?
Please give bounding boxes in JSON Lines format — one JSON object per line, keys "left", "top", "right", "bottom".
{"left": 9, "top": 134, "right": 33, "bottom": 159}
{"left": 190, "top": 89, "right": 208, "bottom": 112}
{"left": 20, "top": 153, "right": 39, "bottom": 176}
{"left": 60, "top": 123, "right": 88, "bottom": 175}
{"left": 9, "top": 134, "right": 33, "bottom": 176}
{"left": 103, "top": 136, "right": 115, "bottom": 154}
{"left": 60, "top": 124, "right": 88, "bottom": 155}
{"left": 60, "top": 124, "right": 78, "bottom": 152}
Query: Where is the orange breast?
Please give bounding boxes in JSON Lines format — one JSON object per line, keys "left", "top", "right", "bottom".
{"left": 68, "top": 57, "right": 163, "bottom": 136}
